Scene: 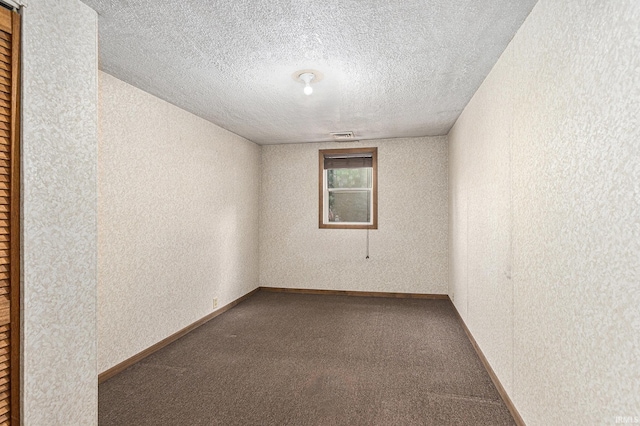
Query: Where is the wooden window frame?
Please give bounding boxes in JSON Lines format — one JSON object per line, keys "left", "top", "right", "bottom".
{"left": 319, "top": 147, "right": 378, "bottom": 229}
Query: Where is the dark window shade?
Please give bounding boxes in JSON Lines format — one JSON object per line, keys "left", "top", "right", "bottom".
{"left": 323, "top": 156, "right": 372, "bottom": 169}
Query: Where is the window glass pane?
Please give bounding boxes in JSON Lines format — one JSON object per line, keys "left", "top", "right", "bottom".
{"left": 327, "top": 168, "right": 371, "bottom": 189}
{"left": 328, "top": 190, "right": 371, "bottom": 223}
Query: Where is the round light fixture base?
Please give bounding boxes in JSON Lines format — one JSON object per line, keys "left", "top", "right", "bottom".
{"left": 292, "top": 69, "right": 324, "bottom": 84}
{"left": 292, "top": 69, "right": 324, "bottom": 96}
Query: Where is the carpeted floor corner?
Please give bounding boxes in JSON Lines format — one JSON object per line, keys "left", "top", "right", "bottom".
{"left": 99, "top": 291, "right": 515, "bottom": 425}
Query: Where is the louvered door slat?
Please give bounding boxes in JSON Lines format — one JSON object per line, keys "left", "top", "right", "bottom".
{"left": 0, "top": 298, "right": 8, "bottom": 327}
{"left": 0, "top": 7, "right": 18, "bottom": 425}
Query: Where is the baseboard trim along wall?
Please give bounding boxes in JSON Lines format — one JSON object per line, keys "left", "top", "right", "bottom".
{"left": 449, "top": 301, "right": 525, "bottom": 426}
{"left": 99, "top": 286, "right": 522, "bottom": 425}
{"left": 98, "top": 288, "right": 261, "bottom": 383}
{"left": 259, "top": 287, "right": 449, "bottom": 299}
{"left": 99, "top": 287, "right": 447, "bottom": 383}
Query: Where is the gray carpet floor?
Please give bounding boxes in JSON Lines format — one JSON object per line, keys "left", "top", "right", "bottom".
{"left": 99, "top": 291, "right": 515, "bottom": 425}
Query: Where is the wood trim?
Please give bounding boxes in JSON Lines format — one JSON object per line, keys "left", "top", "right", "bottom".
{"left": 318, "top": 147, "right": 378, "bottom": 230}
{"left": 99, "top": 285, "right": 523, "bottom": 426}
{"left": 8, "top": 9, "right": 18, "bottom": 425}
{"left": 318, "top": 149, "right": 323, "bottom": 228}
{"left": 99, "top": 287, "right": 447, "bottom": 385}
{"left": 259, "top": 287, "right": 449, "bottom": 300}
{"left": 449, "top": 300, "right": 526, "bottom": 426}
{"left": 371, "top": 148, "right": 378, "bottom": 228}
{"left": 318, "top": 147, "right": 377, "bottom": 156}
{"left": 98, "top": 288, "right": 260, "bottom": 384}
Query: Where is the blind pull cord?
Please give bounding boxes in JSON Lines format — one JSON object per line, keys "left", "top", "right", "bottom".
{"left": 366, "top": 228, "right": 370, "bottom": 259}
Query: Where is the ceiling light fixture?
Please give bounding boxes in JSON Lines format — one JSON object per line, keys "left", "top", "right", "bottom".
{"left": 300, "top": 72, "right": 315, "bottom": 95}
{"left": 293, "top": 69, "right": 324, "bottom": 97}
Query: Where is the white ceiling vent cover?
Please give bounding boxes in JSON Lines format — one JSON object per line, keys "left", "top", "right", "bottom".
{"left": 330, "top": 131, "right": 355, "bottom": 141}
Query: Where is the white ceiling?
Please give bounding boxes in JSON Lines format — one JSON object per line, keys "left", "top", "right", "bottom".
{"left": 83, "top": 0, "right": 537, "bottom": 145}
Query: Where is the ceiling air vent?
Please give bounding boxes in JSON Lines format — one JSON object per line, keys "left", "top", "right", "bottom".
{"left": 330, "top": 131, "right": 355, "bottom": 141}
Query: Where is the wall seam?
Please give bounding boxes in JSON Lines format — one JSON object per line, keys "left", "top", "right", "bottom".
{"left": 465, "top": 171, "right": 469, "bottom": 319}
{"left": 508, "top": 46, "right": 516, "bottom": 407}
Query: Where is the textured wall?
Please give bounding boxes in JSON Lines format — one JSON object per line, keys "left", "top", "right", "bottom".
{"left": 260, "top": 138, "right": 448, "bottom": 294}
{"left": 22, "top": 0, "right": 98, "bottom": 424}
{"left": 449, "top": 0, "right": 640, "bottom": 424}
{"left": 98, "top": 72, "right": 260, "bottom": 373}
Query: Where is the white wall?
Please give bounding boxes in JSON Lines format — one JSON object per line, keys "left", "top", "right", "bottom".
{"left": 22, "top": 0, "right": 98, "bottom": 423}
{"left": 260, "top": 137, "right": 448, "bottom": 294}
{"left": 98, "top": 72, "right": 261, "bottom": 373}
{"left": 448, "top": 0, "right": 640, "bottom": 424}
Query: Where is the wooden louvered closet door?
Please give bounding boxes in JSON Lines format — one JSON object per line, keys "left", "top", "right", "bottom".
{"left": 0, "top": 5, "right": 19, "bottom": 426}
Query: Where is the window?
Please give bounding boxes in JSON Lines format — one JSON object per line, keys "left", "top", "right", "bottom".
{"left": 319, "top": 147, "right": 377, "bottom": 229}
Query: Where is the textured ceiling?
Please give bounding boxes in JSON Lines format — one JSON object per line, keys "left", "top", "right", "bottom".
{"left": 83, "top": 0, "right": 537, "bottom": 144}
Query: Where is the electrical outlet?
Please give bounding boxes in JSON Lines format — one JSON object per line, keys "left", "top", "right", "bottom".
{"left": 213, "top": 298, "right": 218, "bottom": 309}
